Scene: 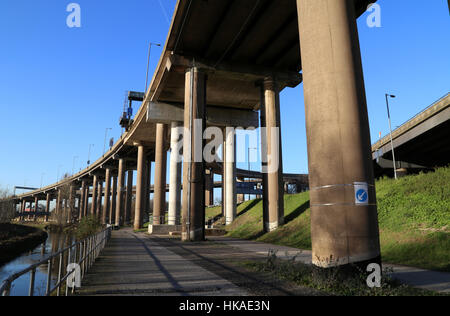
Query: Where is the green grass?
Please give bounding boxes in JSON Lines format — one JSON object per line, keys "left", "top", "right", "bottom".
{"left": 217, "top": 167, "right": 450, "bottom": 272}
{"left": 241, "top": 251, "right": 446, "bottom": 296}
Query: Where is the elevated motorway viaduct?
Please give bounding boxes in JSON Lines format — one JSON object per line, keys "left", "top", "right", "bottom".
{"left": 10, "top": 0, "right": 381, "bottom": 269}
{"left": 372, "top": 93, "right": 450, "bottom": 177}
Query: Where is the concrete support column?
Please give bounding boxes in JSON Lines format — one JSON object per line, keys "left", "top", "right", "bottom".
{"left": 297, "top": 0, "right": 381, "bottom": 267}
{"left": 110, "top": 175, "right": 117, "bottom": 225}
{"left": 124, "top": 170, "right": 133, "bottom": 224}
{"left": 91, "top": 175, "right": 98, "bottom": 216}
{"left": 56, "top": 189, "right": 62, "bottom": 217}
{"left": 154, "top": 124, "right": 168, "bottom": 225}
{"left": 96, "top": 180, "right": 103, "bottom": 219}
{"left": 168, "top": 122, "right": 182, "bottom": 225}
{"left": 83, "top": 183, "right": 89, "bottom": 217}
{"left": 34, "top": 196, "right": 39, "bottom": 221}
{"left": 134, "top": 144, "right": 145, "bottom": 230}
{"left": 45, "top": 193, "right": 51, "bottom": 222}
{"left": 20, "top": 200, "right": 25, "bottom": 221}
{"left": 260, "top": 77, "right": 284, "bottom": 232}
{"left": 103, "top": 169, "right": 111, "bottom": 225}
{"left": 224, "top": 128, "right": 236, "bottom": 225}
{"left": 205, "top": 169, "right": 214, "bottom": 207}
{"left": 69, "top": 184, "right": 75, "bottom": 223}
{"left": 79, "top": 180, "right": 86, "bottom": 220}
{"left": 115, "top": 159, "right": 125, "bottom": 226}
{"left": 182, "top": 67, "right": 207, "bottom": 241}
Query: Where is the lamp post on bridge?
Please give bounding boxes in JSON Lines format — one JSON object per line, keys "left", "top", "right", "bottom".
{"left": 385, "top": 93, "right": 398, "bottom": 180}
{"left": 103, "top": 128, "right": 112, "bottom": 155}
{"left": 145, "top": 42, "right": 161, "bottom": 94}
{"left": 87, "top": 144, "right": 94, "bottom": 167}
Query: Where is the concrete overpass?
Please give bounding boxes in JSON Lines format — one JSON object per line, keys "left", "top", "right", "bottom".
{"left": 9, "top": 0, "right": 381, "bottom": 269}
{"left": 372, "top": 93, "right": 450, "bottom": 177}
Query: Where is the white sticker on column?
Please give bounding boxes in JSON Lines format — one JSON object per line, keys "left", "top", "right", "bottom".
{"left": 354, "top": 182, "right": 369, "bottom": 205}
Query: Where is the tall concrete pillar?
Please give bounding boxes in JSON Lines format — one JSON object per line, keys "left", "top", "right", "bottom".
{"left": 110, "top": 175, "right": 117, "bottom": 225}
{"left": 20, "top": 200, "right": 25, "bottom": 221}
{"left": 168, "top": 122, "right": 182, "bottom": 225}
{"left": 115, "top": 159, "right": 125, "bottom": 226}
{"left": 45, "top": 193, "right": 51, "bottom": 222}
{"left": 134, "top": 144, "right": 145, "bottom": 230}
{"left": 79, "top": 180, "right": 86, "bottom": 220}
{"left": 224, "top": 128, "right": 236, "bottom": 225}
{"left": 260, "top": 77, "right": 284, "bottom": 232}
{"left": 125, "top": 170, "right": 133, "bottom": 224}
{"left": 34, "top": 196, "right": 39, "bottom": 221}
{"left": 181, "top": 67, "right": 206, "bottom": 241}
{"left": 83, "top": 183, "right": 89, "bottom": 217}
{"left": 103, "top": 168, "right": 111, "bottom": 225}
{"left": 205, "top": 169, "right": 214, "bottom": 207}
{"left": 154, "top": 124, "right": 168, "bottom": 225}
{"left": 69, "top": 185, "right": 75, "bottom": 223}
{"left": 56, "top": 189, "right": 62, "bottom": 217}
{"left": 297, "top": 0, "right": 381, "bottom": 268}
{"left": 96, "top": 180, "right": 103, "bottom": 219}
{"left": 91, "top": 175, "right": 98, "bottom": 216}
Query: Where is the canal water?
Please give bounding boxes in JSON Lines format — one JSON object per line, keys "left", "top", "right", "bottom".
{"left": 0, "top": 230, "right": 76, "bottom": 296}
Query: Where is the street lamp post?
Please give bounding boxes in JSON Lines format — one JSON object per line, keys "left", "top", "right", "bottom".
{"left": 103, "top": 128, "right": 112, "bottom": 155}
{"left": 87, "top": 144, "right": 94, "bottom": 167}
{"left": 385, "top": 94, "right": 398, "bottom": 180}
{"left": 145, "top": 42, "right": 161, "bottom": 94}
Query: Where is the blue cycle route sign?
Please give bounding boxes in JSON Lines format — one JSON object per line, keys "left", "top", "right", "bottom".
{"left": 354, "top": 182, "right": 369, "bottom": 205}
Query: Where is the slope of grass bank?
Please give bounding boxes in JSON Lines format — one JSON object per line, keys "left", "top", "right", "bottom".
{"left": 216, "top": 167, "right": 450, "bottom": 272}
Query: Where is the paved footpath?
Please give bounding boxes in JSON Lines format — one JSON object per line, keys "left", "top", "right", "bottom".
{"left": 77, "top": 229, "right": 248, "bottom": 296}
{"left": 209, "top": 237, "right": 450, "bottom": 293}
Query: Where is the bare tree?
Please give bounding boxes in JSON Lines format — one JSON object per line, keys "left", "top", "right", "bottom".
{"left": 0, "top": 187, "right": 16, "bottom": 223}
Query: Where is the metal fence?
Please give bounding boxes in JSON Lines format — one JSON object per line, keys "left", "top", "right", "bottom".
{"left": 0, "top": 227, "right": 112, "bottom": 296}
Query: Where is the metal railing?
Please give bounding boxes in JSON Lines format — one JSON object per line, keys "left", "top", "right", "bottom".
{"left": 0, "top": 227, "right": 112, "bottom": 296}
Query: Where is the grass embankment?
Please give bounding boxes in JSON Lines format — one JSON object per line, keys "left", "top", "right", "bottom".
{"left": 208, "top": 167, "right": 450, "bottom": 272}
{"left": 0, "top": 223, "right": 48, "bottom": 266}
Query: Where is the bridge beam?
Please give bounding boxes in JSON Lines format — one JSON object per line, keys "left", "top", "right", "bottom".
{"left": 168, "top": 122, "right": 182, "bottom": 225}
{"left": 297, "top": 0, "right": 381, "bottom": 268}
{"left": 154, "top": 124, "right": 168, "bottom": 225}
{"left": 182, "top": 67, "right": 207, "bottom": 241}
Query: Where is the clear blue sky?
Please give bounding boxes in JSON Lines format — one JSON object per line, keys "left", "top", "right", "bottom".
{"left": 0, "top": 0, "right": 449, "bottom": 194}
